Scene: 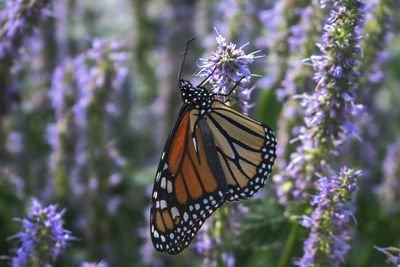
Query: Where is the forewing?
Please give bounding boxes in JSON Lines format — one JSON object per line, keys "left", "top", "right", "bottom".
{"left": 150, "top": 107, "right": 227, "bottom": 255}
{"left": 206, "top": 101, "right": 277, "bottom": 201}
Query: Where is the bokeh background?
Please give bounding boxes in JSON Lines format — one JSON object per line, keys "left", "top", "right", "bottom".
{"left": 1, "top": 0, "right": 400, "bottom": 266}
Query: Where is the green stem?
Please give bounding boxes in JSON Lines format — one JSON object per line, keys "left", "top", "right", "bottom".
{"left": 277, "top": 221, "right": 300, "bottom": 267}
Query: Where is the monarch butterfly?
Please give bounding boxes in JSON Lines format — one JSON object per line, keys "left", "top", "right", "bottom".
{"left": 150, "top": 38, "right": 277, "bottom": 255}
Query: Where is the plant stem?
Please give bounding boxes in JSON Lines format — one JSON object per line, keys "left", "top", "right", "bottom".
{"left": 277, "top": 221, "right": 300, "bottom": 267}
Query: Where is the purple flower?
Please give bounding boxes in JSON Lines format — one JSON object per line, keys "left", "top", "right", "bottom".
{"left": 286, "top": 5, "right": 314, "bottom": 56}
{"left": 296, "top": 167, "right": 361, "bottom": 266}
{"left": 222, "top": 252, "right": 235, "bottom": 267}
{"left": 377, "top": 138, "right": 400, "bottom": 214}
{"left": 81, "top": 260, "right": 109, "bottom": 267}
{"left": 331, "top": 66, "right": 343, "bottom": 78}
{"left": 48, "top": 38, "right": 128, "bottom": 202}
{"left": 258, "top": 3, "right": 284, "bottom": 46}
{"left": 374, "top": 246, "right": 400, "bottom": 266}
{"left": 0, "top": 0, "right": 52, "bottom": 62}
{"left": 198, "top": 31, "right": 261, "bottom": 113}
{"left": 274, "top": 0, "right": 365, "bottom": 217}
{"left": 8, "top": 197, "right": 73, "bottom": 266}
{"left": 6, "top": 131, "right": 23, "bottom": 154}
{"left": 196, "top": 220, "right": 214, "bottom": 254}
{"left": 139, "top": 206, "right": 163, "bottom": 267}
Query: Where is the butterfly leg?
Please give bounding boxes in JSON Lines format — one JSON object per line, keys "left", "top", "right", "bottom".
{"left": 197, "top": 65, "right": 218, "bottom": 88}
{"left": 214, "top": 75, "right": 249, "bottom": 98}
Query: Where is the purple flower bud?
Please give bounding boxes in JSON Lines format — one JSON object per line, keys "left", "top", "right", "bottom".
{"left": 332, "top": 65, "right": 343, "bottom": 78}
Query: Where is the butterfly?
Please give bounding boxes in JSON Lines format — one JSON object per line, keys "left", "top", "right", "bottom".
{"left": 150, "top": 38, "right": 277, "bottom": 255}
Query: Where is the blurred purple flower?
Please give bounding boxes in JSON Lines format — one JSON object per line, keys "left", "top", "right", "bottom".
{"left": 81, "top": 260, "right": 108, "bottom": 267}
{"left": 0, "top": 0, "right": 52, "bottom": 61}
{"left": 374, "top": 246, "right": 400, "bottom": 266}
{"left": 286, "top": 5, "right": 314, "bottom": 55}
{"left": 50, "top": 38, "right": 129, "bottom": 128}
{"left": 377, "top": 137, "right": 400, "bottom": 214}
{"left": 8, "top": 197, "right": 73, "bottom": 267}
{"left": 256, "top": 2, "right": 284, "bottom": 94}
{"left": 6, "top": 131, "right": 23, "bottom": 154}
{"left": 296, "top": 167, "right": 361, "bottom": 267}
{"left": 48, "top": 38, "right": 128, "bottom": 193}
{"left": 139, "top": 205, "right": 163, "bottom": 267}
{"left": 258, "top": 3, "right": 284, "bottom": 46}
{"left": 222, "top": 252, "right": 235, "bottom": 267}
{"left": 196, "top": 220, "right": 213, "bottom": 254}
{"left": 107, "top": 196, "right": 122, "bottom": 215}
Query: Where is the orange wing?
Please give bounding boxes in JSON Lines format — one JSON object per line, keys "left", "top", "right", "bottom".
{"left": 150, "top": 106, "right": 227, "bottom": 254}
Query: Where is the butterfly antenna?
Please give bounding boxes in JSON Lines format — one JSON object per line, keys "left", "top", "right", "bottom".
{"left": 178, "top": 37, "right": 196, "bottom": 84}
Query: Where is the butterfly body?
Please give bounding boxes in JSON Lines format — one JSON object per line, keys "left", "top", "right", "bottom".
{"left": 180, "top": 79, "right": 214, "bottom": 115}
{"left": 150, "top": 78, "right": 277, "bottom": 254}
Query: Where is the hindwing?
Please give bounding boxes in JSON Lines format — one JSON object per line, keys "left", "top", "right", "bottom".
{"left": 205, "top": 101, "right": 277, "bottom": 201}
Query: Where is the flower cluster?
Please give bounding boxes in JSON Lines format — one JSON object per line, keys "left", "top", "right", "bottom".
{"left": 47, "top": 38, "right": 128, "bottom": 200}
{"left": 302, "top": 0, "right": 365, "bottom": 148}
{"left": 274, "top": 0, "right": 365, "bottom": 216}
{"left": 198, "top": 32, "right": 260, "bottom": 114}
{"left": 195, "top": 205, "right": 246, "bottom": 267}
{"left": 0, "top": 0, "right": 52, "bottom": 62}
{"left": 8, "top": 197, "right": 73, "bottom": 267}
{"left": 296, "top": 167, "right": 361, "bottom": 267}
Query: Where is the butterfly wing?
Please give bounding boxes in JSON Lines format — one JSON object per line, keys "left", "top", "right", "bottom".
{"left": 205, "top": 101, "right": 277, "bottom": 201}
{"left": 150, "top": 106, "right": 227, "bottom": 254}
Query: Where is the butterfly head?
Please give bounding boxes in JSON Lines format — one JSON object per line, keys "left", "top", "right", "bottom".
{"left": 179, "top": 79, "right": 214, "bottom": 113}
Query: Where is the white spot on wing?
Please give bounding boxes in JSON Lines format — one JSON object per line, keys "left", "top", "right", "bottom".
{"left": 171, "top": 207, "right": 179, "bottom": 219}
{"left": 167, "top": 180, "right": 173, "bottom": 193}
{"left": 192, "top": 137, "right": 198, "bottom": 153}
{"left": 161, "top": 177, "right": 166, "bottom": 189}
